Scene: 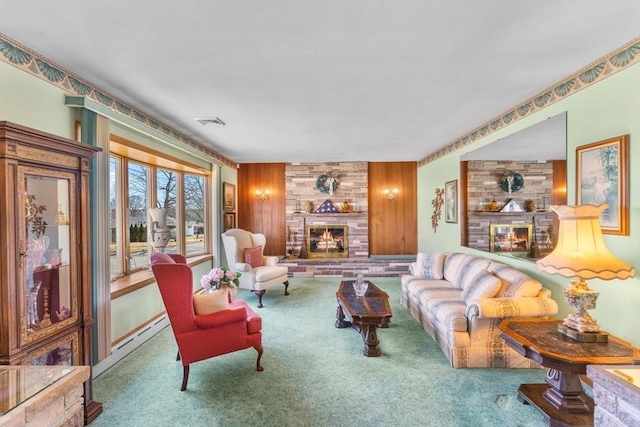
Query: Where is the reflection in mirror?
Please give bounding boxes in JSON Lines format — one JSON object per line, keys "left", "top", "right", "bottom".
{"left": 460, "top": 112, "right": 567, "bottom": 261}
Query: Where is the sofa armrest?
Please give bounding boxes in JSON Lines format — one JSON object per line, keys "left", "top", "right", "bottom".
{"left": 264, "top": 256, "right": 279, "bottom": 266}
{"left": 194, "top": 306, "right": 248, "bottom": 329}
{"left": 466, "top": 297, "right": 558, "bottom": 319}
{"left": 408, "top": 262, "right": 417, "bottom": 275}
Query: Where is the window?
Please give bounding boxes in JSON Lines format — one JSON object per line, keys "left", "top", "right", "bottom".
{"left": 184, "top": 174, "right": 206, "bottom": 255}
{"left": 109, "top": 141, "right": 210, "bottom": 281}
{"left": 156, "top": 168, "right": 177, "bottom": 254}
{"left": 128, "top": 162, "right": 149, "bottom": 269}
{"left": 109, "top": 157, "right": 121, "bottom": 278}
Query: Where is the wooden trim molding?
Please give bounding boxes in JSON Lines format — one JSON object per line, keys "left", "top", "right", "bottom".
{"left": 110, "top": 254, "right": 212, "bottom": 299}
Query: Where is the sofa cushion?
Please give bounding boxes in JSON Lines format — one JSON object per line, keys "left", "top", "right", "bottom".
{"left": 487, "top": 262, "right": 543, "bottom": 297}
{"left": 417, "top": 286, "right": 463, "bottom": 304}
{"left": 425, "top": 298, "right": 468, "bottom": 332}
{"left": 461, "top": 270, "right": 502, "bottom": 303}
{"left": 193, "top": 291, "right": 229, "bottom": 315}
{"left": 402, "top": 275, "right": 456, "bottom": 299}
{"left": 442, "top": 253, "right": 469, "bottom": 284}
{"left": 456, "top": 256, "right": 492, "bottom": 291}
{"left": 415, "top": 253, "right": 445, "bottom": 279}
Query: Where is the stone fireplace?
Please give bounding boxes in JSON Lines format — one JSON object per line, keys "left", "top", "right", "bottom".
{"left": 281, "top": 162, "right": 414, "bottom": 277}
{"left": 286, "top": 162, "right": 369, "bottom": 259}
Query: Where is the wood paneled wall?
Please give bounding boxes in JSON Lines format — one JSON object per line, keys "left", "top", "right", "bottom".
{"left": 368, "top": 162, "right": 418, "bottom": 255}
{"left": 237, "top": 163, "right": 286, "bottom": 256}
{"left": 238, "top": 162, "right": 417, "bottom": 257}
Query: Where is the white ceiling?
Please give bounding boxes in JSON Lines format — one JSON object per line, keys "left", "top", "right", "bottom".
{"left": 1, "top": 1, "right": 638, "bottom": 163}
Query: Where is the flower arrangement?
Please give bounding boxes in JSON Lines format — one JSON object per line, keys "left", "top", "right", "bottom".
{"left": 201, "top": 266, "right": 241, "bottom": 291}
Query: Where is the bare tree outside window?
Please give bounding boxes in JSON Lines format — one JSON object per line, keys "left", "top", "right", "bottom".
{"left": 109, "top": 156, "right": 120, "bottom": 278}
{"left": 185, "top": 174, "right": 205, "bottom": 254}
{"left": 128, "top": 162, "right": 149, "bottom": 269}
{"left": 157, "top": 169, "right": 177, "bottom": 254}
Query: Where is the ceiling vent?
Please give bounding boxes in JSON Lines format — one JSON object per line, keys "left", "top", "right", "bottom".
{"left": 194, "top": 117, "right": 226, "bottom": 126}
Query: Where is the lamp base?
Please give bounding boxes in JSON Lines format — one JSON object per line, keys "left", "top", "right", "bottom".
{"left": 558, "top": 323, "right": 609, "bottom": 343}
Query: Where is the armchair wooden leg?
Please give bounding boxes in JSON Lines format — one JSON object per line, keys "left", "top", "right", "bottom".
{"left": 181, "top": 365, "right": 190, "bottom": 391}
{"left": 255, "top": 290, "right": 265, "bottom": 308}
{"left": 254, "top": 345, "right": 264, "bottom": 372}
{"left": 283, "top": 280, "right": 290, "bottom": 296}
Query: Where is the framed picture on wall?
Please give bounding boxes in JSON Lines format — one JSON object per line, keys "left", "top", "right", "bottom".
{"left": 223, "top": 212, "right": 236, "bottom": 232}
{"left": 444, "top": 179, "right": 458, "bottom": 223}
{"left": 576, "top": 134, "right": 629, "bottom": 235}
{"left": 223, "top": 182, "right": 236, "bottom": 212}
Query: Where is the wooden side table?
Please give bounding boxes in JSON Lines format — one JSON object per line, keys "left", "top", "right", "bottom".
{"left": 499, "top": 319, "right": 640, "bottom": 427}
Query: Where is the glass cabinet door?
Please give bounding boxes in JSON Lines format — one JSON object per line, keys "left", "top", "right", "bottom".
{"left": 19, "top": 167, "right": 78, "bottom": 343}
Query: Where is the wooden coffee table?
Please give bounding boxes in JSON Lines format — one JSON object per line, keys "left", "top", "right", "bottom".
{"left": 499, "top": 319, "right": 640, "bottom": 427}
{"left": 335, "top": 280, "right": 392, "bottom": 357}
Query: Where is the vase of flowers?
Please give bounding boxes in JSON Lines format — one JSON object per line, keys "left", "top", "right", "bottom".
{"left": 201, "top": 267, "right": 241, "bottom": 300}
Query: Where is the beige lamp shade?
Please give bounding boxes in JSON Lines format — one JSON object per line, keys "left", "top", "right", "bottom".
{"left": 537, "top": 204, "right": 635, "bottom": 280}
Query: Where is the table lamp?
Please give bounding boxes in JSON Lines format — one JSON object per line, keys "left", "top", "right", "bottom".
{"left": 536, "top": 204, "right": 635, "bottom": 342}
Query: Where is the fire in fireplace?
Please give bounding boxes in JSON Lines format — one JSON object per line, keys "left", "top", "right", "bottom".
{"left": 306, "top": 225, "right": 348, "bottom": 258}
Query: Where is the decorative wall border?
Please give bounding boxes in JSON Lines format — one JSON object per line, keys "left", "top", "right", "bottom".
{"left": 0, "top": 33, "right": 237, "bottom": 168}
{"left": 2, "top": 32, "right": 637, "bottom": 168}
{"left": 418, "top": 37, "right": 640, "bottom": 166}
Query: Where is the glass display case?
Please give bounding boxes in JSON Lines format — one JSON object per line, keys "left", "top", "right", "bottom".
{"left": 21, "top": 171, "right": 79, "bottom": 344}
{"left": 0, "top": 121, "right": 102, "bottom": 424}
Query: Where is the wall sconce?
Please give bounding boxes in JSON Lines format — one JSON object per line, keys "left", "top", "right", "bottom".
{"left": 255, "top": 189, "right": 270, "bottom": 201}
{"left": 384, "top": 188, "right": 399, "bottom": 200}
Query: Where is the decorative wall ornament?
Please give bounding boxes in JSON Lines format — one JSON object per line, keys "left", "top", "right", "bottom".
{"left": 316, "top": 173, "right": 339, "bottom": 195}
{"left": 501, "top": 171, "right": 524, "bottom": 193}
{"left": 431, "top": 188, "right": 445, "bottom": 232}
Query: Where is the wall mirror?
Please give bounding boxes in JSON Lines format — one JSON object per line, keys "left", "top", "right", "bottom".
{"left": 460, "top": 112, "right": 567, "bottom": 260}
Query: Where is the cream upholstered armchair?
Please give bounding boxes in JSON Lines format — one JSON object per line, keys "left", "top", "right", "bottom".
{"left": 221, "top": 228, "right": 289, "bottom": 308}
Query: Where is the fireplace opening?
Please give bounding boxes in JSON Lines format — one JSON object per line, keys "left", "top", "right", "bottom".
{"left": 306, "top": 225, "right": 348, "bottom": 258}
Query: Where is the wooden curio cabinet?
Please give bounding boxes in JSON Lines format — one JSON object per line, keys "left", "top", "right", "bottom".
{"left": 0, "top": 122, "right": 103, "bottom": 423}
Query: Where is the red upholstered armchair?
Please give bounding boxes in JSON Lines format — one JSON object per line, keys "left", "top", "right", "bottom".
{"left": 150, "top": 252, "right": 264, "bottom": 391}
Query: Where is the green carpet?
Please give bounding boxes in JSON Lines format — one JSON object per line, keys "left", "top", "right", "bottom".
{"left": 91, "top": 277, "right": 547, "bottom": 426}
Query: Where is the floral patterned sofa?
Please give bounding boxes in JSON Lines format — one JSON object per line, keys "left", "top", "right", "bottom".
{"left": 401, "top": 252, "right": 558, "bottom": 368}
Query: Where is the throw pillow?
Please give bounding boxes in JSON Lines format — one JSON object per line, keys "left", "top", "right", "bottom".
{"left": 488, "top": 263, "right": 543, "bottom": 298}
{"left": 244, "top": 245, "right": 264, "bottom": 268}
{"left": 415, "top": 253, "right": 445, "bottom": 280}
{"left": 193, "top": 291, "right": 229, "bottom": 315}
{"left": 462, "top": 270, "right": 502, "bottom": 304}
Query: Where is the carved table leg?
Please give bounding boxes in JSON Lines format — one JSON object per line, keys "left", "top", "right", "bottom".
{"left": 543, "top": 369, "right": 591, "bottom": 413}
{"left": 335, "top": 304, "right": 350, "bottom": 328}
{"left": 360, "top": 324, "right": 381, "bottom": 357}
{"left": 517, "top": 368, "right": 595, "bottom": 427}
